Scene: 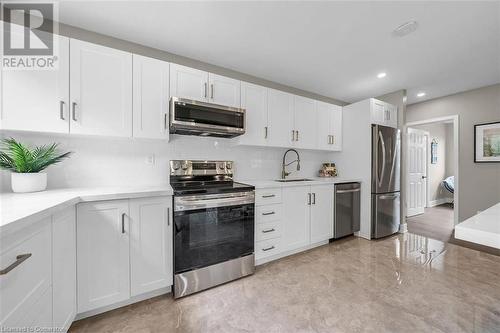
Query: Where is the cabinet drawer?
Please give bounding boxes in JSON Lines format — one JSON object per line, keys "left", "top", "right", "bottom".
{"left": 255, "top": 238, "right": 282, "bottom": 260}
{"left": 0, "top": 218, "right": 52, "bottom": 327}
{"left": 256, "top": 221, "right": 281, "bottom": 241}
{"left": 255, "top": 188, "right": 282, "bottom": 206}
{"left": 256, "top": 204, "right": 283, "bottom": 224}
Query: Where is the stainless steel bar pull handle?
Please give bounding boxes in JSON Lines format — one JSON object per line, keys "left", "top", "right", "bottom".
{"left": 296, "top": 130, "right": 299, "bottom": 141}
{"left": 308, "top": 193, "right": 311, "bottom": 205}
{"left": 167, "top": 208, "right": 170, "bottom": 226}
{"left": 121, "top": 213, "right": 126, "bottom": 234}
{"left": 262, "top": 194, "right": 275, "bottom": 198}
{"left": 291, "top": 130, "right": 295, "bottom": 141}
{"left": 336, "top": 188, "right": 361, "bottom": 194}
{"left": 164, "top": 113, "right": 168, "bottom": 130}
{"left": 262, "top": 228, "right": 275, "bottom": 233}
{"left": 262, "top": 246, "right": 275, "bottom": 251}
{"left": 204, "top": 83, "right": 208, "bottom": 98}
{"left": 59, "top": 101, "right": 65, "bottom": 120}
{"left": 312, "top": 193, "right": 316, "bottom": 205}
{"left": 0, "top": 253, "right": 32, "bottom": 275}
{"left": 72, "top": 102, "right": 77, "bottom": 121}
{"left": 262, "top": 211, "right": 275, "bottom": 216}
{"left": 210, "top": 84, "right": 214, "bottom": 99}
{"left": 264, "top": 126, "right": 268, "bottom": 139}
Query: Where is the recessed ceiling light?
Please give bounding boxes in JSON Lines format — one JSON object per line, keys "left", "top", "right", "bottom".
{"left": 393, "top": 20, "right": 418, "bottom": 37}
{"left": 377, "top": 72, "right": 387, "bottom": 79}
{"left": 417, "top": 92, "right": 426, "bottom": 97}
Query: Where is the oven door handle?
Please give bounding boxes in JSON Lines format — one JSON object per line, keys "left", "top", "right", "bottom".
{"left": 175, "top": 192, "right": 255, "bottom": 211}
{"left": 181, "top": 194, "right": 250, "bottom": 202}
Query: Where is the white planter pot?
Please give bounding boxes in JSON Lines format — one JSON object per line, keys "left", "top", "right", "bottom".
{"left": 11, "top": 173, "right": 48, "bottom": 193}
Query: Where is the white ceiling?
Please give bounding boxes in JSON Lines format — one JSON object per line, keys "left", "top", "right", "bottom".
{"left": 57, "top": 1, "right": 500, "bottom": 104}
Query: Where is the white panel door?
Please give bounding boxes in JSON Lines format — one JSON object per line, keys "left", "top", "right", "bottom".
{"left": 310, "top": 185, "right": 334, "bottom": 243}
{"left": 330, "top": 105, "right": 343, "bottom": 151}
{"left": 52, "top": 207, "right": 76, "bottom": 331}
{"left": 293, "top": 96, "right": 317, "bottom": 149}
{"left": 133, "top": 55, "right": 170, "bottom": 139}
{"left": 77, "top": 200, "right": 130, "bottom": 313}
{"left": 208, "top": 73, "right": 241, "bottom": 108}
{"left": 1, "top": 35, "right": 70, "bottom": 133}
{"left": 169, "top": 63, "right": 208, "bottom": 102}
{"left": 239, "top": 82, "right": 268, "bottom": 146}
{"left": 267, "top": 89, "right": 294, "bottom": 147}
{"left": 129, "top": 197, "right": 173, "bottom": 296}
{"left": 282, "top": 186, "right": 310, "bottom": 251}
{"left": 316, "top": 101, "right": 333, "bottom": 150}
{"left": 407, "top": 128, "right": 427, "bottom": 217}
{"left": 70, "top": 39, "right": 132, "bottom": 137}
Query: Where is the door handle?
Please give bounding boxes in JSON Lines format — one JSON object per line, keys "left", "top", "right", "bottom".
{"left": 308, "top": 193, "right": 311, "bottom": 205}
{"left": 262, "top": 211, "right": 275, "bottom": 216}
{"left": 167, "top": 208, "right": 170, "bottom": 226}
{"left": 336, "top": 188, "right": 361, "bottom": 194}
{"left": 262, "top": 194, "right": 275, "bottom": 198}
{"left": 0, "top": 253, "right": 32, "bottom": 275}
{"left": 121, "top": 213, "right": 126, "bottom": 233}
{"left": 296, "top": 130, "right": 299, "bottom": 141}
{"left": 204, "top": 83, "right": 208, "bottom": 98}
{"left": 262, "top": 228, "right": 276, "bottom": 233}
{"left": 379, "top": 194, "right": 399, "bottom": 200}
{"left": 59, "top": 101, "right": 65, "bottom": 120}
{"left": 72, "top": 102, "right": 77, "bottom": 121}
{"left": 210, "top": 84, "right": 214, "bottom": 99}
{"left": 264, "top": 126, "right": 268, "bottom": 139}
{"left": 378, "top": 131, "right": 386, "bottom": 188}
{"left": 312, "top": 193, "right": 316, "bottom": 205}
{"left": 262, "top": 246, "right": 275, "bottom": 252}
{"left": 421, "top": 176, "right": 427, "bottom": 179}
{"left": 291, "top": 130, "right": 295, "bottom": 141}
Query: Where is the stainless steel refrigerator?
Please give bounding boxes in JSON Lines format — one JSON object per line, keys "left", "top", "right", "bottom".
{"left": 371, "top": 124, "right": 401, "bottom": 238}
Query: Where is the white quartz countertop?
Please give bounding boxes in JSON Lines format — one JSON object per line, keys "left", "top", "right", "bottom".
{"left": 454, "top": 202, "right": 500, "bottom": 249}
{"left": 0, "top": 185, "right": 173, "bottom": 233}
{"left": 236, "top": 177, "right": 362, "bottom": 189}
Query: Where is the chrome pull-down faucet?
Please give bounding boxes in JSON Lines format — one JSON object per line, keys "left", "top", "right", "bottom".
{"left": 281, "top": 149, "right": 301, "bottom": 179}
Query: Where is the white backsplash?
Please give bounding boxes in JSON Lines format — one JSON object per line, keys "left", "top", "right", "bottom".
{"left": 0, "top": 132, "right": 339, "bottom": 192}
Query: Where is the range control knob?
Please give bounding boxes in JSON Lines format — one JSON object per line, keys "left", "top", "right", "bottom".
{"left": 181, "top": 162, "right": 189, "bottom": 170}
{"left": 172, "top": 161, "right": 180, "bottom": 170}
{"left": 219, "top": 163, "right": 225, "bottom": 170}
{"left": 226, "top": 162, "right": 232, "bottom": 170}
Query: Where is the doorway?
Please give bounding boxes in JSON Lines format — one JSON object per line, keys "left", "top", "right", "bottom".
{"left": 404, "top": 116, "right": 459, "bottom": 242}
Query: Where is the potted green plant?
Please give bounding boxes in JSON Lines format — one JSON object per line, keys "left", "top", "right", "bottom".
{"left": 0, "top": 138, "right": 72, "bottom": 193}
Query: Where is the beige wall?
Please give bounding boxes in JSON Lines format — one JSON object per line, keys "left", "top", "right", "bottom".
{"left": 407, "top": 84, "right": 500, "bottom": 221}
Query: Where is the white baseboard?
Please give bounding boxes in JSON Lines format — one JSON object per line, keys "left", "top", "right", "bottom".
{"left": 75, "top": 286, "right": 171, "bottom": 321}
{"left": 428, "top": 198, "right": 453, "bottom": 207}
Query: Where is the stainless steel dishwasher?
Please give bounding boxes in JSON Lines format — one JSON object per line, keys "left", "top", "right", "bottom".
{"left": 334, "top": 183, "right": 361, "bottom": 239}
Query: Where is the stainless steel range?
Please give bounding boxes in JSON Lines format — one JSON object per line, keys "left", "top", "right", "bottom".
{"left": 170, "top": 160, "right": 255, "bottom": 298}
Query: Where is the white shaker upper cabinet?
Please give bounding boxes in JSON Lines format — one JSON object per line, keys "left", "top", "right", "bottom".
{"left": 1, "top": 35, "right": 70, "bottom": 133}
{"left": 267, "top": 89, "right": 294, "bottom": 148}
{"left": 70, "top": 39, "right": 132, "bottom": 137}
{"left": 239, "top": 82, "right": 268, "bottom": 146}
{"left": 293, "top": 96, "right": 317, "bottom": 149}
{"left": 129, "top": 197, "right": 173, "bottom": 297}
{"left": 317, "top": 101, "right": 343, "bottom": 151}
{"left": 133, "top": 55, "right": 170, "bottom": 140}
{"left": 169, "top": 64, "right": 208, "bottom": 102}
{"left": 370, "top": 98, "right": 398, "bottom": 129}
{"left": 208, "top": 73, "right": 241, "bottom": 108}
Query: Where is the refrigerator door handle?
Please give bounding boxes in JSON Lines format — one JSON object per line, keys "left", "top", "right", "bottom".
{"left": 388, "top": 135, "right": 400, "bottom": 189}
{"left": 379, "top": 194, "right": 399, "bottom": 200}
{"left": 378, "top": 131, "right": 386, "bottom": 188}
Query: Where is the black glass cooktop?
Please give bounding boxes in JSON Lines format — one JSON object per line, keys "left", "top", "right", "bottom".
{"left": 170, "top": 180, "right": 254, "bottom": 196}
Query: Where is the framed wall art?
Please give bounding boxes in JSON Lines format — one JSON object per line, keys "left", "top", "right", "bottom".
{"left": 474, "top": 121, "right": 500, "bottom": 163}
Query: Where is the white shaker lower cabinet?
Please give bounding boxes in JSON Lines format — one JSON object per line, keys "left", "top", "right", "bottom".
{"left": 76, "top": 196, "right": 173, "bottom": 315}
{"left": 282, "top": 186, "right": 311, "bottom": 252}
{"left": 70, "top": 39, "right": 133, "bottom": 137}
{"left": 310, "top": 185, "right": 334, "bottom": 243}
{"left": 77, "top": 200, "right": 131, "bottom": 313}
{"left": 129, "top": 197, "right": 173, "bottom": 296}
{"left": 0, "top": 217, "right": 52, "bottom": 328}
{"left": 52, "top": 207, "right": 77, "bottom": 332}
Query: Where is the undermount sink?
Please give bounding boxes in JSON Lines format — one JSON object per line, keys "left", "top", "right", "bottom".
{"left": 274, "top": 178, "right": 313, "bottom": 183}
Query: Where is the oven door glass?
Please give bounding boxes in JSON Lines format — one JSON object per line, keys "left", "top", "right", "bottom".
{"left": 174, "top": 203, "right": 254, "bottom": 273}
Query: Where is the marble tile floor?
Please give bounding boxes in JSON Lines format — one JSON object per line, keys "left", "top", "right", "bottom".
{"left": 70, "top": 234, "right": 500, "bottom": 333}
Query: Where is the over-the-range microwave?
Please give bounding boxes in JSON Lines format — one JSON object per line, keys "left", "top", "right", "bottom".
{"left": 169, "top": 97, "right": 246, "bottom": 138}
